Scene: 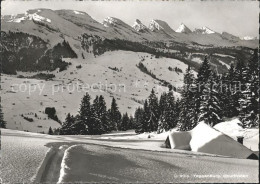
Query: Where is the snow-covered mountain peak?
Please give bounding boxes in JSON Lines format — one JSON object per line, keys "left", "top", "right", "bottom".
{"left": 176, "top": 23, "right": 192, "bottom": 33}
{"left": 201, "top": 26, "right": 215, "bottom": 34}
{"left": 148, "top": 19, "right": 164, "bottom": 31}
{"left": 102, "top": 17, "right": 118, "bottom": 27}
{"left": 241, "top": 36, "right": 257, "bottom": 41}
{"left": 194, "top": 26, "right": 215, "bottom": 34}
{"left": 4, "top": 10, "right": 51, "bottom": 23}
{"left": 132, "top": 19, "right": 148, "bottom": 32}
{"left": 148, "top": 19, "right": 175, "bottom": 35}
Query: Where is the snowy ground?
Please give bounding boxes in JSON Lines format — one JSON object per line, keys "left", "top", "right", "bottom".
{"left": 1, "top": 51, "right": 184, "bottom": 133}
{"left": 1, "top": 128, "right": 259, "bottom": 183}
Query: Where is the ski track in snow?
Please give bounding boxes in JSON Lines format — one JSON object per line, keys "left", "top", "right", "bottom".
{"left": 1, "top": 128, "right": 259, "bottom": 183}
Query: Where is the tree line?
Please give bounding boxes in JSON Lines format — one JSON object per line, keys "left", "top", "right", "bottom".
{"left": 59, "top": 94, "right": 135, "bottom": 135}
{"left": 135, "top": 49, "right": 259, "bottom": 132}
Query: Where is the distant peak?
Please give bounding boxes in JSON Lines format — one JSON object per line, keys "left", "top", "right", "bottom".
{"left": 201, "top": 26, "right": 215, "bottom": 34}
{"left": 102, "top": 16, "right": 118, "bottom": 27}
{"left": 241, "top": 36, "right": 257, "bottom": 41}
{"left": 194, "top": 26, "right": 215, "bottom": 34}
{"left": 133, "top": 19, "right": 148, "bottom": 32}
{"left": 148, "top": 19, "right": 164, "bottom": 31}
{"left": 3, "top": 10, "right": 51, "bottom": 23}
{"left": 148, "top": 19, "right": 175, "bottom": 34}
{"left": 176, "top": 23, "right": 192, "bottom": 33}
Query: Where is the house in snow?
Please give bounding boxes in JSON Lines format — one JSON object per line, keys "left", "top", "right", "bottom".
{"left": 166, "top": 121, "right": 258, "bottom": 159}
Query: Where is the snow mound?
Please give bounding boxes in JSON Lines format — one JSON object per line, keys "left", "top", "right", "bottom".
{"left": 214, "top": 118, "right": 259, "bottom": 151}
{"left": 214, "top": 118, "right": 244, "bottom": 137}
{"left": 167, "top": 121, "right": 257, "bottom": 159}
{"left": 31, "top": 147, "right": 56, "bottom": 182}
{"left": 58, "top": 145, "right": 79, "bottom": 183}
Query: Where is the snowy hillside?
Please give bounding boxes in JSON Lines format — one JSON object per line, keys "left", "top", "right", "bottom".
{"left": 1, "top": 51, "right": 185, "bottom": 132}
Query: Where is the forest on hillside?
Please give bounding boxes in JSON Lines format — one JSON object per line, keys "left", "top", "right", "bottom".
{"left": 46, "top": 49, "right": 259, "bottom": 135}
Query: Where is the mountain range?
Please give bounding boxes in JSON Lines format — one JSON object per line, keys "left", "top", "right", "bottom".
{"left": 0, "top": 9, "right": 258, "bottom": 75}
{"left": 1, "top": 9, "right": 257, "bottom": 47}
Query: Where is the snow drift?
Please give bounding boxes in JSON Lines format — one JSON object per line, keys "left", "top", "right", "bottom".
{"left": 167, "top": 121, "right": 258, "bottom": 159}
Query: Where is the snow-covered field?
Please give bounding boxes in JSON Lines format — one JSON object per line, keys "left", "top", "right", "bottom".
{"left": 1, "top": 128, "right": 258, "bottom": 183}
{"left": 1, "top": 51, "right": 184, "bottom": 132}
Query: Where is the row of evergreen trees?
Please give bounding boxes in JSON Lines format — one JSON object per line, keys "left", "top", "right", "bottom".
{"left": 60, "top": 94, "right": 134, "bottom": 135}
{"left": 135, "top": 49, "right": 259, "bottom": 132}
{"left": 134, "top": 89, "right": 181, "bottom": 133}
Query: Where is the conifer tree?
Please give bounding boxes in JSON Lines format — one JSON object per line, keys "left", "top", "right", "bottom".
{"left": 177, "top": 66, "right": 197, "bottom": 131}
{"left": 108, "top": 98, "right": 122, "bottom": 131}
{"left": 60, "top": 113, "right": 74, "bottom": 135}
{"left": 158, "top": 91, "right": 177, "bottom": 132}
{"left": 128, "top": 115, "right": 135, "bottom": 130}
{"left": 148, "top": 89, "right": 160, "bottom": 131}
{"left": 90, "top": 96, "right": 103, "bottom": 134}
{"left": 120, "top": 113, "right": 130, "bottom": 131}
{"left": 239, "top": 50, "right": 259, "bottom": 127}
{"left": 48, "top": 127, "right": 53, "bottom": 135}
{"left": 159, "top": 92, "right": 167, "bottom": 115}
{"left": 222, "top": 64, "right": 239, "bottom": 117}
{"left": 194, "top": 56, "right": 212, "bottom": 125}
{"left": 198, "top": 72, "right": 222, "bottom": 126}
{"left": 134, "top": 107, "right": 145, "bottom": 133}
{"left": 98, "top": 95, "right": 109, "bottom": 133}
{"left": 77, "top": 92, "right": 91, "bottom": 134}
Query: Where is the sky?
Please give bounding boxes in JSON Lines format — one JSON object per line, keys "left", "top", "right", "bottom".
{"left": 1, "top": 0, "right": 259, "bottom": 37}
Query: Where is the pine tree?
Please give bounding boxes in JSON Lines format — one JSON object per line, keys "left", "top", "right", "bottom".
{"left": 77, "top": 92, "right": 91, "bottom": 134}
{"left": 197, "top": 56, "right": 212, "bottom": 84}
{"left": 194, "top": 56, "right": 212, "bottom": 125}
{"left": 198, "top": 72, "right": 222, "bottom": 126}
{"left": 222, "top": 64, "right": 239, "bottom": 117}
{"left": 158, "top": 91, "right": 177, "bottom": 132}
{"left": 0, "top": 103, "right": 6, "bottom": 128}
{"left": 90, "top": 96, "right": 103, "bottom": 134}
{"left": 128, "top": 115, "right": 135, "bottom": 130}
{"left": 120, "top": 113, "right": 130, "bottom": 131}
{"left": 159, "top": 92, "right": 167, "bottom": 115}
{"left": 60, "top": 113, "right": 74, "bottom": 135}
{"left": 98, "top": 95, "right": 109, "bottom": 133}
{"left": 134, "top": 107, "right": 145, "bottom": 133}
{"left": 148, "top": 89, "right": 160, "bottom": 131}
{"left": 177, "top": 66, "right": 197, "bottom": 131}
{"left": 108, "top": 98, "right": 122, "bottom": 131}
{"left": 239, "top": 50, "right": 259, "bottom": 128}
{"left": 135, "top": 100, "right": 151, "bottom": 133}
{"left": 48, "top": 127, "right": 53, "bottom": 135}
